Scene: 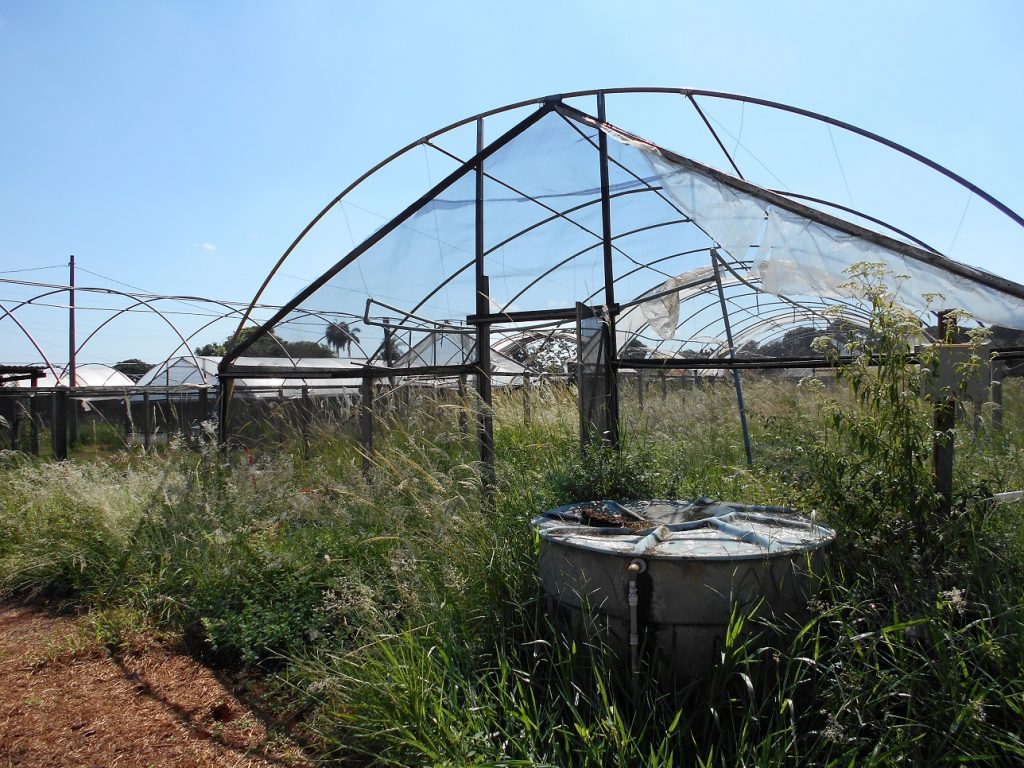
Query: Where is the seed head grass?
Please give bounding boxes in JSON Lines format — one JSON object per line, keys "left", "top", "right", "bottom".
{"left": 1, "top": 332, "right": 1024, "bottom": 763}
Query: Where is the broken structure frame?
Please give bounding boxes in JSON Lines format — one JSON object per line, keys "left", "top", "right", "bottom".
{"left": 219, "top": 88, "right": 1024, "bottom": 478}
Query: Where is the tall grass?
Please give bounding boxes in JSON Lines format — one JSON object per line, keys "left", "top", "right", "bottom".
{"left": 1, "top": 301, "right": 1024, "bottom": 763}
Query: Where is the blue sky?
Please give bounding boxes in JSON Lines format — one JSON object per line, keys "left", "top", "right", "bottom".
{"left": 2, "top": 1, "right": 1023, "bottom": 365}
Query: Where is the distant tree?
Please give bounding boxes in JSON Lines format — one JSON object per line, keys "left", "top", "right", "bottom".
{"left": 280, "top": 340, "right": 336, "bottom": 359}
{"left": 988, "top": 325, "right": 1024, "bottom": 348}
{"left": 194, "top": 342, "right": 227, "bottom": 356}
{"left": 382, "top": 333, "right": 398, "bottom": 364}
{"left": 196, "top": 328, "right": 335, "bottom": 359}
{"left": 757, "top": 327, "right": 822, "bottom": 359}
{"left": 113, "top": 358, "right": 152, "bottom": 381}
{"left": 325, "top": 322, "right": 360, "bottom": 356}
{"left": 376, "top": 328, "right": 409, "bottom": 365}
{"left": 735, "top": 341, "right": 760, "bottom": 359}
{"left": 620, "top": 338, "right": 650, "bottom": 360}
{"left": 507, "top": 333, "right": 577, "bottom": 374}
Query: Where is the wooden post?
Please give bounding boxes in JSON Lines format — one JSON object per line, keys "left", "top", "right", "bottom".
{"left": 69, "top": 396, "right": 79, "bottom": 449}
{"left": 12, "top": 398, "right": 27, "bottom": 451}
{"left": 122, "top": 396, "right": 133, "bottom": 441}
{"left": 29, "top": 394, "right": 40, "bottom": 456}
{"left": 52, "top": 389, "right": 68, "bottom": 460}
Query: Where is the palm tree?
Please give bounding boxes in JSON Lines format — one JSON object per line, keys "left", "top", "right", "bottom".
{"left": 381, "top": 330, "right": 405, "bottom": 365}
{"left": 325, "top": 321, "right": 360, "bottom": 356}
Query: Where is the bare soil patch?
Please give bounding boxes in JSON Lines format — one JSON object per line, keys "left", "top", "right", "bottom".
{"left": 0, "top": 604, "right": 312, "bottom": 767}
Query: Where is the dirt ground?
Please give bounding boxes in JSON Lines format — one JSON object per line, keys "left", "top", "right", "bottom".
{"left": 0, "top": 604, "right": 313, "bottom": 767}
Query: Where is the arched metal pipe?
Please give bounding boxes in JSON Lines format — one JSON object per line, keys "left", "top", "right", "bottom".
{"left": 232, "top": 87, "right": 1023, "bottom": 349}
{"left": 0, "top": 300, "right": 61, "bottom": 380}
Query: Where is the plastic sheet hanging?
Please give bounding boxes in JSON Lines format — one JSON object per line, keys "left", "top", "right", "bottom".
{"left": 639, "top": 266, "right": 716, "bottom": 340}
{"left": 627, "top": 138, "right": 1024, "bottom": 330}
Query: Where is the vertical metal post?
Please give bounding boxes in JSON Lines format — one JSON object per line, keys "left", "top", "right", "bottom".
{"left": 381, "top": 318, "right": 399, "bottom": 415}
{"left": 68, "top": 254, "right": 79, "bottom": 448}
{"left": 712, "top": 250, "right": 753, "bottom": 467}
{"left": 577, "top": 304, "right": 588, "bottom": 445}
{"left": 596, "top": 92, "right": 620, "bottom": 448}
{"left": 933, "top": 311, "right": 956, "bottom": 520}
{"left": 637, "top": 370, "right": 645, "bottom": 411}
{"left": 474, "top": 117, "right": 495, "bottom": 498}
{"left": 359, "top": 374, "right": 374, "bottom": 476}
{"left": 68, "top": 255, "right": 76, "bottom": 388}
{"left": 218, "top": 379, "right": 233, "bottom": 446}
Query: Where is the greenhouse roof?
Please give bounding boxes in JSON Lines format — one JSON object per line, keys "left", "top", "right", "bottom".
{"left": 222, "top": 89, "right": 1024, "bottom": 380}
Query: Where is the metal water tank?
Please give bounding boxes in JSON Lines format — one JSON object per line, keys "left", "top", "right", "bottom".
{"left": 532, "top": 498, "right": 836, "bottom": 681}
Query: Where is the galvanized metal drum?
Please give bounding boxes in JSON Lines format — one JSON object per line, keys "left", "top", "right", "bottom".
{"left": 531, "top": 498, "right": 836, "bottom": 681}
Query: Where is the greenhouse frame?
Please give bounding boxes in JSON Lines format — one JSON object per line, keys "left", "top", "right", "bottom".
{"left": 219, "top": 88, "right": 1024, "bottom": 472}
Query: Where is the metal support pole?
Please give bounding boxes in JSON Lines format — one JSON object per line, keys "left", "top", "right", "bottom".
{"left": 359, "top": 375, "right": 374, "bottom": 477}
{"left": 577, "top": 303, "right": 618, "bottom": 448}
{"left": 68, "top": 255, "right": 79, "bottom": 448}
{"left": 637, "top": 370, "right": 645, "bottom": 411}
{"left": 474, "top": 117, "right": 495, "bottom": 500}
{"left": 597, "top": 92, "right": 620, "bottom": 448}
{"left": 217, "top": 378, "right": 233, "bottom": 445}
{"left": 712, "top": 250, "right": 753, "bottom": 467}
{"left": 933, "top": 310, "right": 956, "bottom": 520}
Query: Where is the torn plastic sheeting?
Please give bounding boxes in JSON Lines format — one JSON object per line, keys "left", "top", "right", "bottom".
{"left": 629, "top": 140, "right": 1024, "bottom": 330}
{"left": 755, "top": 207, "right": 1024, "bottom": 328}
{"left": 637, "top": 266, "right": 743, "bottom": 341}
{"left": 639, "top": 147, "right": 766, "bottom": 264}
